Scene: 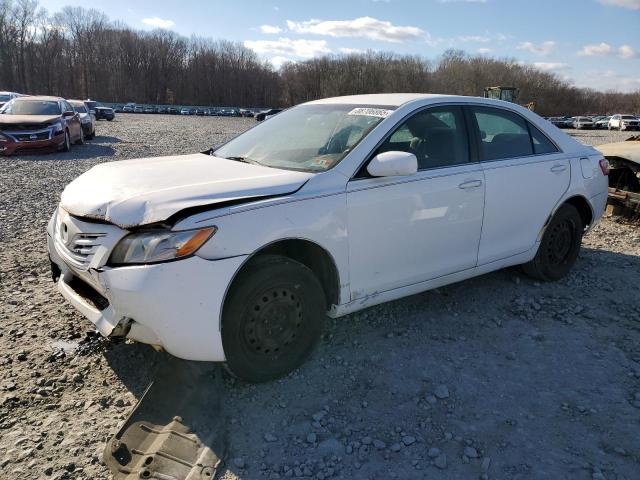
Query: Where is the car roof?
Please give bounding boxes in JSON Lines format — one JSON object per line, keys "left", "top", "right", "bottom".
{"left": 16, "top": 95, "right": 62, "bottom": 101}
{"left": 306, "top": 93, "right": 459, "bottom": 107}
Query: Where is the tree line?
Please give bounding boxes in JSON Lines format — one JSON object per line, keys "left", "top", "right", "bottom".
{"left": 1, "top": 0, "right": 638, "bottom": 116}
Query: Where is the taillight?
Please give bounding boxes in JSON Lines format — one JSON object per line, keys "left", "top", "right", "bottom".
{"left": 599, "top": 158, "right": 609, "bottom": 176}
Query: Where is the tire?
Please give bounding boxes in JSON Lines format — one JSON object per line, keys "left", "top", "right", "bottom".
{"left": 522, "top": 204, "right": 584, "bottom": 282}
{"left": 222, "top": 254, "right": 325, "bottom": 383}
{"left": 75, "top": 128, "right": 84, "bottom": 145}
{"left": 60, "top": 130, "right": 71, "bottom": 152}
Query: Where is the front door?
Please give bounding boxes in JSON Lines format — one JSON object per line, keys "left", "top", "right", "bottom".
{"left": 346, "top": 105, "right": 485, "bottom": 300}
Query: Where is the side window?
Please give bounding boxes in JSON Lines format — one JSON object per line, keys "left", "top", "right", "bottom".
{"left": 529, "top": 123, "right": 558, "bottom": 154}
{"left": 472, "top": 107, "right": 533, "bottom": 160}
{"left": 376, "top": 106, "right": 469, "bottom": 170}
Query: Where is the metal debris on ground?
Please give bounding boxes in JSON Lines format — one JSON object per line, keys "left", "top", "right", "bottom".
{"left": 103, "top": 355, "right": 227, "bottom": 479}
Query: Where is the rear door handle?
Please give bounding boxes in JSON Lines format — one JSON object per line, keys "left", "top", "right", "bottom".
{"left": 550, "top": 164, "right": 567, "bottom": 173}
{"left": 458, "top": 179, "right": 482, "bottom": 189}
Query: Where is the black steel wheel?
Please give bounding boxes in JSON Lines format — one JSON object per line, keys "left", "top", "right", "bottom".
{"left": 222, "top": 255, "right": 325, "bottom": 383}
{"left": 523, "top": 203, "right": 584, "bottom": 281}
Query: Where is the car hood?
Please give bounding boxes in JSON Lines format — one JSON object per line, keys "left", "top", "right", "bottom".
{"left": 0, "top": 114, "right": 60, "bottom": 125}
{"left": 60, "top": 153, "right": 314, "bottom": 228}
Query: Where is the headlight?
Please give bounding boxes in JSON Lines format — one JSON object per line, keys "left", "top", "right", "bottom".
{"left": 109, "top": 227, "right": 216, "bottom": 265}
{"left": 50, "top": 121, "right": 64, "bottom": 135}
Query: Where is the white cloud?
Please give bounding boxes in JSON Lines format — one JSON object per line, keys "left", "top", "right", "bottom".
{"left": 598, "top": 0, "right": 640, "bottom": 10}
{"left": 285, "top": 17, "right": 428, "bottom": 43}
{"left": 458, "top": 35, "right": 490, "bottom": 43}
{"left": 260, "top": 25, "right": 282, "bottom": 34}
{"left": 141, "top": 17, "right": 175, "bottom": 29}
{"left": 618, "top": 44, "right": 637, "bottom": 59}
{"left": 532, "top": 62, "right": 570, "bottom": 72}
{"left": 244, "top": 37, "right": 330, "bottom": 58}
{"left": 578, "top": 42, "right": 613, "bottom": 56}
{"left": 573, "top": 69, "right": 640, "bottom": 93}
{"left": 477, "top": 48, "right": 492, "bottom": 54}
{"left": 339, "top": 47, "right": 367, "bottom": 54}
{"left": 516, "top": 40, "right": 556, "bottom": 56}
{"left": 270, "top": 56, "right": 295, "bottom": 68}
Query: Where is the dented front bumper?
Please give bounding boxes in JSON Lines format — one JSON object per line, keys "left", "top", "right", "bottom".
{"left": 47, "top": 227, "right": 247, "bottom": 362}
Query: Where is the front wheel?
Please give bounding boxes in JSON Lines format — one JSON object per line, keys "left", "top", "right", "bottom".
{"left": 222, "top": 255, "right": 325, "bottom": 383}
{"left": 523, "top": 204, "right": 584, "bottom": 281}
{"left": 60, "top": 130, "right": 71, "bottom": 152}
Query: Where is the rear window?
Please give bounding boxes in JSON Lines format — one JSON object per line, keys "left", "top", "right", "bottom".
{"left": 472, "top": 107, "right": 534, "bottom": 160}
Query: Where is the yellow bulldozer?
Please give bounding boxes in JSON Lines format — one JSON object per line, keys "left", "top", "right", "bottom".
{"left": 483, "top": 86, "right": 536, "bottom": 111}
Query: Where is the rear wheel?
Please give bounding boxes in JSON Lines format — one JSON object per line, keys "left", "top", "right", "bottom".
{"left": 222, "top": 255, "right": 325, "bottom": 383}
{"left": 523, "top": 204, "right": 584, "bottom": 281}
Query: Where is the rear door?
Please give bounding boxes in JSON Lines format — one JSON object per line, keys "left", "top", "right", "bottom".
{"left": 469, "top": 106, "right": 570, "bottom": 265}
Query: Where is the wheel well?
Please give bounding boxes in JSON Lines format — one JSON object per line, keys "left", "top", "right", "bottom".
{"left": 564, "top": 195, "right": 593, "bottom": 229}
{"left": 240, "top": 239, "right": 340, "bottom": 309}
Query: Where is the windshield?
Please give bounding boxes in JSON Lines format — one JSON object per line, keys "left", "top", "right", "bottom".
{"left": 0, "top": 94, "right": 10, "bottom": 102}
{"left": 621, "top": 115, "right": 636, "bottom": 120}
{"left": 0, "top": 100, "right": 61, "bottom": 115}
{"left": 70, "top": 103, "right": 88, "bottom": 113}
{"left": 214, "top": 104, "right": 392, "bottom": 172}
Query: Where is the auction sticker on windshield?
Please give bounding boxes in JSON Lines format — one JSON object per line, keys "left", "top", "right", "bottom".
{"left": 348, "top": 107, "right": 393, "bottom": 118}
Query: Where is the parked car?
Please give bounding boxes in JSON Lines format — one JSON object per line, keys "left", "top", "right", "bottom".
{"left": 608, "top": 114, "right": 639, "bottom": 131}
{"left": 593, "top": 116, "right": 610, "bottom": 129}
{"left": 168, "top": 107, "right": 179, "bottom": 115}
{"left": 0, "top": 91, "right": 23, "bottom": 109}
{"left": 548, "top": 117, "right": 567, "bottom": 128}
{"left": 47, "top": 94, "right": 608, "bottom": 382}
{"left": 84, "top": 100, "right": 114, "bottom": 121}
{"left": 144, "top": 105, "right": 156, "bottom": 114}
{"left": 114, "top": 105, "right": 124, "bottom": 113}
{"left": 180, "top": 107, "right": 192, "bottom": 115}
{"left": 69, "top": 100, "right": 95, "bottom": 140}
{"left": 123, "top": 105, "right": 134, "bottom": 113}
{"left": 0, "top": 96, "right": 83, "bottom": 155}
{"left": 572, "top": 116, "right": 594, "bottom": 129}
{"left": 134, "top": 106, "right": 144, "bottom": 113}
{"left": 255, "top": 108, "right": 283, "bottom": 121}
{"left": 195, "top": 108, "right": 206, "bottom": 116}
{"left": 157, "top": 106, "right": 168, "bottom": 114}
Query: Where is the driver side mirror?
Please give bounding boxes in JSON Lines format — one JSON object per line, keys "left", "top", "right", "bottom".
{"left": 63, "top": 110, "right": 75, "bottom": 118}
{"left": 367, "top": 151, "right": 418, "bottom": 177}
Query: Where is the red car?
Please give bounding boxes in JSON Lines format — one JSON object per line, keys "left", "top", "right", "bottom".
{"left": 0, "top": 96, "right": 83, "bottom": 155}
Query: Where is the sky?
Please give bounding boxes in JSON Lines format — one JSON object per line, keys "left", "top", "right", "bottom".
{"left": 38, "top": 0, "right": 640, "bottom": 92}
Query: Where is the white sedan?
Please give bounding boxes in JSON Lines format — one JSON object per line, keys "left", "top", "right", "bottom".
{"left": 47, "top": 94, "right": 609, "bottom": 382}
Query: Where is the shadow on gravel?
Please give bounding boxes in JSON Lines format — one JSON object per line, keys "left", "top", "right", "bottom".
{"left": 93, "top": 135, "right": 121, "bottom": 144}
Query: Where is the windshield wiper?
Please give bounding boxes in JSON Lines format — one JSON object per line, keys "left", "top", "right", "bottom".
{"left": 224, "top": 156, "right": 262, "bottom": 166}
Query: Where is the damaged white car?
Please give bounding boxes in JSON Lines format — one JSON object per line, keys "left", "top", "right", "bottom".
{"left": 48, "top": 94, "right": 609, "bottom": 382}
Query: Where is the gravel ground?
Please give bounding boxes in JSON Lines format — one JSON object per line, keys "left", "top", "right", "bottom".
{"left": 1, "top": 116, "right": 639, "bottom": 480}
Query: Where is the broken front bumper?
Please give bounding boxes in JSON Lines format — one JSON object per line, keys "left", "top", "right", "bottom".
{"left": 48, "top": 231, "right": 247, "bottom": 361}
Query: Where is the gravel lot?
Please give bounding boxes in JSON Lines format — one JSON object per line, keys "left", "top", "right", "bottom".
{"left": 1, "top": 115, "right": 639, "bottom": 480}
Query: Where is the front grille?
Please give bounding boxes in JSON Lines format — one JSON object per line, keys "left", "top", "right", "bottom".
{"left": 11, "top": 130, "right": 51, "bottom": 142}
{"left": 1, "top": 123, "right": 49, "bottom": 131}
{"left": 57, "top": 232, "right": 106, "bottom": 269}
{"left": 55, "top": 211, "right": 108, "bottom": 270}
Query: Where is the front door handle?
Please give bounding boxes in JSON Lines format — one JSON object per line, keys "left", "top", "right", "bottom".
{"left": 458, "top": 179, "right": 482, "bottom": 189}
{"left": 550, "top": 164, "right": 567, "bottom": 173}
